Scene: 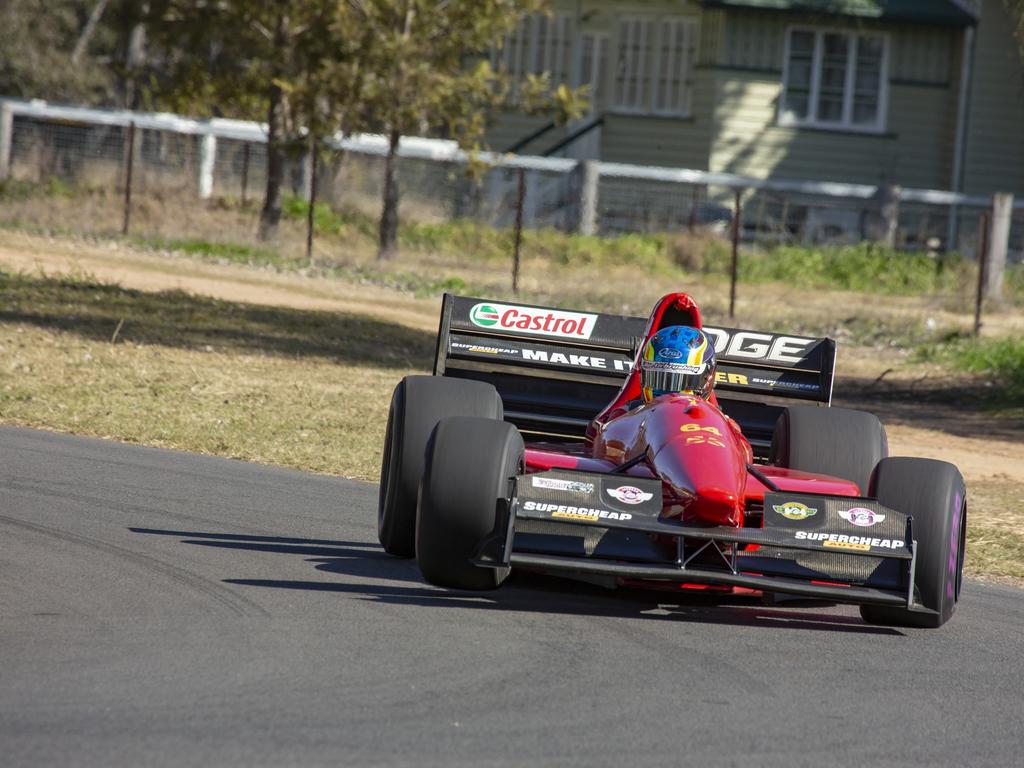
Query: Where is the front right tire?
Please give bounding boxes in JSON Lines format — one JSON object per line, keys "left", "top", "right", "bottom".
{"left": 860, "top": 457, "right": 967, "bottom": 628}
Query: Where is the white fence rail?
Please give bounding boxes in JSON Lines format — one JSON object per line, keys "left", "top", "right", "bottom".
{"left": 0, "top": 97, "right": 1020, "bottom": 259}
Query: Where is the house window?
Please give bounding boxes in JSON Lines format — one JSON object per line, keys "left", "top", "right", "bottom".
{"left": 654, "top": 18, "right": 696, "bottom": 115}
{"left": 615, "top": 16, "right": 697, "bottom": 116}
{"left": 492, "top": 14, "right": 575, "bottom": 98}
{"left": 780, "top": 28, "right": 889, "bottom": 132}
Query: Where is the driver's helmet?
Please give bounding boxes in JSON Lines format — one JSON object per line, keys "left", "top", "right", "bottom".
{"left": 640, "top": 326, "right": 717, "bottom": 401}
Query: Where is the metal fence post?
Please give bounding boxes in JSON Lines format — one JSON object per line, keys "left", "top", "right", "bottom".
{"left": 0, "top": 101, "right": 12, "bottom": 181}
{"left": 240, "top": 142, "right": 250, "bottom": 204}
{"left": 687, "top": 186, "right": 702, "bottom": 231}
{"left": 729, "top": 189, "right": 742, "bottom": 320}
{"left": 974, "top": 212, "right": 989, "bottom": 336}
{"left": 512, "top": 168, "right": 526, "bottom": 295}
{"left": 122, "top": 121, "right": 136, "bottom": 235}
{"left": 198, "top": 131, "right": 217, "bottom": 199}
{"left": 306, "top": 141, "right": 318, "bottom": 263}
{"left": 985, "top": 193, "right": 1013, "bottom": 301}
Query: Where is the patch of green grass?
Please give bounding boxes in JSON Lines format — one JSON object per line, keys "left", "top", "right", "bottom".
{"left": 279, "top": 193, "right": 1021, "bottom": 300}
{"left": 728, "top": 243, "right": 972, "bottom": 294}
{"left": 133, "top": 235, "right": 286, "bottom": 267}
{"left": 282, "top": 194, "right": 673, "bottom": 271}
{"left": 0, "top": 176, "right": 97, "bottom": 201}
{"left": 918, "top": 336, "right": 1024, "bottom": 388}
{"left": 0, "top": 179, "right": 42, "bottom": 202}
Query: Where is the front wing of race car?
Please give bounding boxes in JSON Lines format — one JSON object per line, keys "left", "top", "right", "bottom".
{"left": 474, "top": 469, "right": 919, "bottom": 609}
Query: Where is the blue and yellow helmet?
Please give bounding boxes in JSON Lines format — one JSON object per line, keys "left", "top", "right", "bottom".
{"left": 640, "top": 326, "right": 717, "bottom": 401}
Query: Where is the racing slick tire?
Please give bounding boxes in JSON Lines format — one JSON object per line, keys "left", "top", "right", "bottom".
{"left": 378, "top": 376, "right": 503, "bottom": 557}
{"left": 416, "top": 416, "right": 524, "bottom": 590}
{"left": 860, "top": 458, "right": 967, "bottom": 629}
{"left": 770, "top": 406, "right": 888, "bottom": 494}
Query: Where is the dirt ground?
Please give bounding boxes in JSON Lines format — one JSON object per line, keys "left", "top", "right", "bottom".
{"left": 3, "top": 229, "right": 1022, "bottom": 495}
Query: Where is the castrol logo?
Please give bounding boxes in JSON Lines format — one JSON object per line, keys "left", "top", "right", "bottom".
{"left": 469, "top": 302, "right": 597, "bottom": 340}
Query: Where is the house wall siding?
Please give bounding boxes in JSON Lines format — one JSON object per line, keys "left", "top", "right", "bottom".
{"left": 707, "top": 12, "right": 959, "bottom": 189}
{"left": 708, "top": 76, "right": 955, "bottom": 188}
{"left": 962, "top": 0, "right": 1024, "bottom": 197}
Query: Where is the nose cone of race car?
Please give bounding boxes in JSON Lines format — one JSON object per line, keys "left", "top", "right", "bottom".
{"left": 591, "top": 395, "right": 749, "bottom": 527}
{"left": 640, "top": 397, "right": 748, "bottom": 527}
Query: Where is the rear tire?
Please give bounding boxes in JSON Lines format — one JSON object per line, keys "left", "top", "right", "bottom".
{"left": 860, "top": 458, "right": 967, "bottom": 628}
{"left": 378, "top": 376, "right": 503, "bottom": 557}
{"left": 770, "top": 405, "right": 888, "bottom": 494}
{"left": 416, "top": 417, "right": 524, "bottom": 590}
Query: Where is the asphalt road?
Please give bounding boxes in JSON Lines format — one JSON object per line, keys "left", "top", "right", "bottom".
{"left": 2, "top": 426, "right": 1022, "bottom": 767}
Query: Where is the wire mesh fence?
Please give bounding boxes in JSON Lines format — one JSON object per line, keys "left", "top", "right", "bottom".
{"left": 1, "top": 99, "right": 1021, "bottom": 266}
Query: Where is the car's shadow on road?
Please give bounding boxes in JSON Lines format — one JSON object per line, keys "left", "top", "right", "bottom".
{"left": 130, "top": 526, "right": 904, "bottom": 636}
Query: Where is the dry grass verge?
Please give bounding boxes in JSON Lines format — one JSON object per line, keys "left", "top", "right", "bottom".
{"left": 0, "top": 271, "right": 432, "bottom": 479}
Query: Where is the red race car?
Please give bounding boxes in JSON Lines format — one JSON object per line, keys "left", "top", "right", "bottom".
{"left": 378, "top": 293, "right": 967, "bottom": 628}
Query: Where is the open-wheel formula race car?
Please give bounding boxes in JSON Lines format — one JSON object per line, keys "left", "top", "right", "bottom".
{"left": 378, "top": 293, "right": 967, "bottom": 628}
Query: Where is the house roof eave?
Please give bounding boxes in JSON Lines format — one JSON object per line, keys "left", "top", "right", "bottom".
{"left": 698, "top": 1, "right": 980, "bottom": 28}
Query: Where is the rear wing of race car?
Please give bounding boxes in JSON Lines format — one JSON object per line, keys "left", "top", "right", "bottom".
{"left": 432, "top": 294, "right": 836, "bottom": 457}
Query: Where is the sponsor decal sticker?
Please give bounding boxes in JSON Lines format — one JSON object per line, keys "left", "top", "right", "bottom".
{"left": 702, "top": 328, "right": 816, "bottom": 365}
{"left": 643, "top": 361, "right": 704, "bottom": 374}
{"left": 531, "top": 476, "right": 595, "bottom": 494}
{"left": 684, "top": 435, "right": 726, "bottom": 448}
{"left": 451, "top": 341, "right": 520, "bottom": 356}
{"left": 522, "top": 348, "right": 609, "bottom": 369}
{"left": 794, "top": 531, "right": 905, "bottom": 550}
{"left": 470, "top": 304, "right": 500, "bottom": 327}
{"left": 751, "top": 377, "right": 821, "bottom": 392}
{"left": 552, "top": 509, "right": 600, "bottom": 521}
{"left": 773, "top": 501, "right": 818, "bottom": 521}
{"left": 679, "top": 423, "right": 726, "bottom": 447}
{"left": 838, "top": 507, "right": 886, "bottom": 527}
{"left": 606, "top": 485, "right": 654, "bottom": 505}
{"left": 522, "top": 500, "right": 632, "bottom": 522}
{"left": 824, "top": 540, "right": 871, "bottom": 552}
{"left": 660, "top": 348, "right": 683, "bottom": 359}
{"left": 714, "top": 371, "right": 750, "bottom": 386}
{"left": 468, "top": 302, "right": 597, "bottom": 340}
{"left": 680, "top": 424, "right": 722, "bottom": 435}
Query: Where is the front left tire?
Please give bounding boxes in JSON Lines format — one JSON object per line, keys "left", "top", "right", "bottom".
{"left": 416, "top": 416, "right": 524, "bottom": 590}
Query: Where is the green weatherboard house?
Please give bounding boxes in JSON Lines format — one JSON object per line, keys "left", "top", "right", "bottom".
{"left": 487, "top": 0, "right": 1024, "bottom": 198}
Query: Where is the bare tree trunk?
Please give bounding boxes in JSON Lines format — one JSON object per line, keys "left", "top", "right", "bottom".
{"left": 259, "top": 12, "right": 289, "bottom": 241}
{"left": 72, "top": 0, "right": 110, "bottom": 65}
{"left": 123, "top": 5, "right": 148, "bottom": 109}
{"left": 259, "top": 84, "right": 286, "bottom": 240}
{"left": 378, "top": 128, "right": 401, "bottom": 260}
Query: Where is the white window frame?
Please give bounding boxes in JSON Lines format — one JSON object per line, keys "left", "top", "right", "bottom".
{"left": 653, "top": 17, "right": 697, "bottom": 117}
{"left": 779, "top": 26, "right": 890, "bottom": 134}
{"left": 491, "top": 13, "right": 575, "bottom": 100}
{"left": 614, "top": 16, "right": 652, "bottom": 114}
{"left": 614, "top": 15, "right": 698, "bottom": 118}
{"left": 579, "top": 31, "right": 609, "bottom": 109}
